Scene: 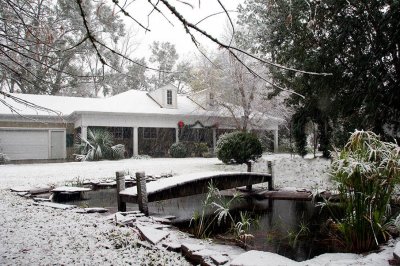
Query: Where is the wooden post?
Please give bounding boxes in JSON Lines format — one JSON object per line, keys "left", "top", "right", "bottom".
{"left": 246, "top": 162, "right": 252, "bottom": 191}
{"left": 267, "top": 161, "right": 274, "bottom": 191}
{"left": 116, "top": 171, "right": 126, "bottom": 212}
{"left": 136, "top": 171, "right": 149, "bottom": 216}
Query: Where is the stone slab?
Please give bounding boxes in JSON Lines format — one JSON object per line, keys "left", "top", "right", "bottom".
{"left": 162, "top": 242, "right": 181, "bottom": 252}
{"left": 84, "top": 207, "right": 108, "bottom": 213}
{"left": 33, "top": 197, "right": 51, "bottom": 202}
{"left": 52, "top": 186, "right": 91, "bottom": 192}
{"left": 11, "top": 186, "right": 52, "bottom": 194}
{"left": 136, "top": 225, "right": 170, "bottom": 245}
{"left": 230, "top": 250, "right": 297, "bottom": 266}
{"left": 36, "top": 202, "right": 76, "bottom": 210}
{"left": 211, "top": 254, "right": 229, "bottom": 265}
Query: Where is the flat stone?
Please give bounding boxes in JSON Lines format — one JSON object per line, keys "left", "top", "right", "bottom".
{"left": 33, "top": 197, "right": 51, "bottom": 202}
{"left": 29, "top": 187, "right": 52, "bottom": 195}
{"left": 11, "top": 186, "right": 52, "bottom": 194}
{"left": 211, "top": 254, "right": 229, "bottom": 265}
{"left": 155, "top": 215, "right": 176, "bottom": 220}
{"left": 136, "top": 225, "right": 170, "bottom": 245}
{"left": 11, "top": 186, "right": 32, "bottom": 192}
{"left": 189, "top": 250, "right": 218, "bottom": 266}
{"left": 230, "top": 250, "right": 297, "bottom": 266}
{"left": 36, "top": 202, "right": 76, "bottom": 210}
{"left": 120, "top": 210, "right": 142, "bottom": 215}
{"left": 393, "top": 241, "right": 400, "bottom": 262}
{"left": 152, "top": 217, "right": 172, "bottom": 224}
{"left": 84, "top": 207, "right": 108, "bottom": 213}
{"left": 52, "top": 186, "right": 91, "bottom": 192}
{"left": 162, "top": 242, "right": 181, "bottom": 252}
{"left": 115, "top": 212, "right": 136, "bottom": 225}
{"left": 181, "top": 244, "right": 214, "bottom": 265}
{"left": 181, "top": 243, "right": 205, "bottom": 253}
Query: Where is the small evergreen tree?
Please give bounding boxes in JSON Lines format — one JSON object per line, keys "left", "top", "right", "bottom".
{"left": 216, "top": 131, "right": 263, "bottom": 172}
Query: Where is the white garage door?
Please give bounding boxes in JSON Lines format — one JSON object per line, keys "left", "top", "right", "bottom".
{"left": 0, "top": 129, "right": 66, "bottom": 160}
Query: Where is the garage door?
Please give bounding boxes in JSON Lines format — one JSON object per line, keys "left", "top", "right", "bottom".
{"left": 0, "top": 129, "right": 66, "bottom": 160}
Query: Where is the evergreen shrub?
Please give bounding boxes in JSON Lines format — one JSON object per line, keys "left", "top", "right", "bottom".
{"left": 170, "top": 142, "right": 188, "bottom": 158}
{"left": 216, "top": 131, "right": 263, "bottom": 165}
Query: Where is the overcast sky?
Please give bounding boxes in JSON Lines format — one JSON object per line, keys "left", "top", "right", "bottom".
{"left": 125, "top": 1, "right": 243, "bottom": 58}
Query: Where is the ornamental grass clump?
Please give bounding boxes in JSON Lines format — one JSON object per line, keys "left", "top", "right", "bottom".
{"left": 330, "top": 130, "right": 400, "bottom": 252}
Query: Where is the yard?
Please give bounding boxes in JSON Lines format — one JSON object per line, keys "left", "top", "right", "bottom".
{"left": 0, "top": 154, "right": 398, "bottom": 265}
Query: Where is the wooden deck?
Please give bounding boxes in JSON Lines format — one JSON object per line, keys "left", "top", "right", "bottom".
{"left": 119, "top": 171, "right": 273, "bottom": 204}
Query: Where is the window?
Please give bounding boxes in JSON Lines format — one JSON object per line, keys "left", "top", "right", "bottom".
{"left": 143, "top": 128, "right": 157, "bottom": 139}
{"left": 110, "top": 127, "right": 123, "bottom": 140}
{"left": 167, "top": 90, "right": 172, "bottom": 105}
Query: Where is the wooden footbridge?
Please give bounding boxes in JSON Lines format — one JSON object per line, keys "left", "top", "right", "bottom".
{"left": 116, "top": 162, "right": 274, "bottom": 214}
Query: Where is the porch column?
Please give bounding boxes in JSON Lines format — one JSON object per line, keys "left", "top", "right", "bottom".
{"left": 212, "top": 128, "right": 217, "bottom": 153}
{"left": 273, "top": 129, "right": 279, "bottom": 153}
{"left": 133, "top": 127, "right": 138, "bottom": 156}
{"left": 81, "top": 126, "right": 87, "bottom": 140}
{"left": 175, "top": 127, "right": 179, "bottom": 143}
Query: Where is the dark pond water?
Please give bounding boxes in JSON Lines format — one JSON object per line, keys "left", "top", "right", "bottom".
{"left": 56, "top": 188, "right": 333, "bottom": 261}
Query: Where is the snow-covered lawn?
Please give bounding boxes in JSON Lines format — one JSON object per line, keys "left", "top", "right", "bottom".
{"left": 0, "top": 154, "right": 397, "bottom": 265}
{"left": 0, "top": 153, "right": 334, "bottom": 190}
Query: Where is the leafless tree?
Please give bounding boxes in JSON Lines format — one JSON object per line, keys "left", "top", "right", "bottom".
{"left": 1, "top": 0, "right": 331, "bottom": 115}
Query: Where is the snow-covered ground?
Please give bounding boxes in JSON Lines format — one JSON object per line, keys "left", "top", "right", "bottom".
{"left": 0, "top": 154, "right": 334, "bottom": 190}
{"left": 0, "top": 154, "right": 397, "bottom": 265}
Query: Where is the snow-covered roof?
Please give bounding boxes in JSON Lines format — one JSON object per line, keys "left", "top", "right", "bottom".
{"left": 0, "top": 88, "right": 285, "bottom": 127}
{"left": 0, "top": 90, "right": 211, "bottom": 117}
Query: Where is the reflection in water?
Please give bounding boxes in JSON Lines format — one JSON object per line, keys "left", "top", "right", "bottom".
{"left": 58, "top": 188, "right": 330, "bottom": 261}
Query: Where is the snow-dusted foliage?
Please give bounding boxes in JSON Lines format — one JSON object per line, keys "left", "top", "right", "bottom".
{"left": 330, "top": 130, "right": 400, "bottom": 252}
{"left": 0, "top": 153, "right": 9, "bottom": 164}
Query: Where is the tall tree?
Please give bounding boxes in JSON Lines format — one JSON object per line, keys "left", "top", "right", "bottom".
{"left": 148, "top": 41, "right": 178, "bottom": 90}
{"left": 238, "top": 0, "right": 400, "bottom": 156}
{"left": 0, "top": 0, "right": 125, "bottom": 95}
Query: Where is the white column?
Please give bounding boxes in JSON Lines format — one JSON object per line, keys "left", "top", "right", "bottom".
{"left": 273, "top": 129, "right": 279, "bottom": 153}
{"left": 212, "top": 128, "right": 217, "bottom": 153}
{"left": 133, "top": 127, "right": 138, "bottom": 156}
{"left": 175, "top": 127, "right": 179, "bottom": 143}
{"left": 81, "top": 126, "right": 87, "bottom": 140}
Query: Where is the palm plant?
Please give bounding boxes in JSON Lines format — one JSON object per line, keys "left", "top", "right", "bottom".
{"left": 75, "top": 128, "right": 125, "bottom": 161}
{"left": 329, "top": 130, "right": 400, "bottom": 252}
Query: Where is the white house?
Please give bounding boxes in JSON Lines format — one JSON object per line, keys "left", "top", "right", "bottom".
{"left": 0, "top": 84, "right": 283, "bottom": 161}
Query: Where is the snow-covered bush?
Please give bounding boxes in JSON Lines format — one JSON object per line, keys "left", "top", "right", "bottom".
{"left": 329, "top": 130, "right": 400, "bottom": 252}
{"left": 216, "top": 131, "right": 262, "bottom": 171}
{"left": 193, "top": 142, "right": 209, "bottom": 157}
{"left": 0, "top": 153, "right": 10, "bottom": 164}
{"left": 169, "top": 142, "right": 188, "bottom": 158}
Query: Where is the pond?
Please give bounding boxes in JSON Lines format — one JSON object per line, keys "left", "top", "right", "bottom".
{"left": 55, "top": 188, "right": 334, "bottom": 261}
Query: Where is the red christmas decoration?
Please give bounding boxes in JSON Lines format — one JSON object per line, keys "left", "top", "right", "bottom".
{"left": 178, "top": 120, "right": 185, "bottom": 128}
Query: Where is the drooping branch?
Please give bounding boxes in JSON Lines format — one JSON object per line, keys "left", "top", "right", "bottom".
{"left": 159, "top": 0, "right": 332, "bottom": 77}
